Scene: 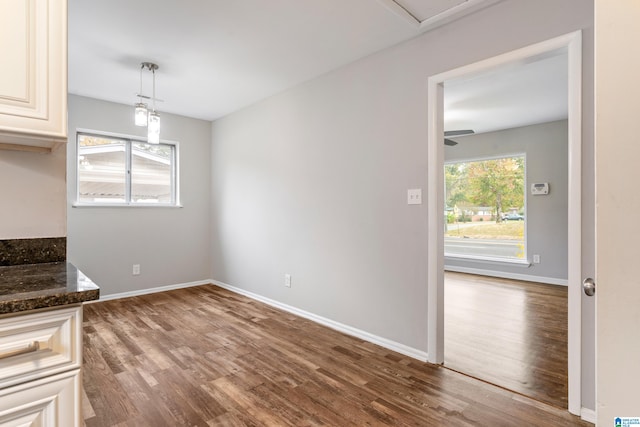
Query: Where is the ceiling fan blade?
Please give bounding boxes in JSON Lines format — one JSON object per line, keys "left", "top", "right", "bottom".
{"left": 444, "top": 138, "right": 458, "bottom": 146}
{"left": 444, "top": 129, "right": 475, "bottom": 137}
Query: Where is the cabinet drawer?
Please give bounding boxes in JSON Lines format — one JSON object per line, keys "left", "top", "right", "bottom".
{"left": 0, "top": 369, "right": 81, "bottom": 427}
{"left": 0, "top": 305, "right": 81, "bottom": 389}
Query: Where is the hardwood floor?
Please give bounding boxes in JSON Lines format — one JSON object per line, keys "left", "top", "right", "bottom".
{"left": 82, "top": 285, "right": 589, "bottom": 426}
{"left": 444, "top": 272, "right": 568, "bottom": 409}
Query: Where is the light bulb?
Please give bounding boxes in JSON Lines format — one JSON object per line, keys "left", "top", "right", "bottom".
{"left": 135, "top": 103, "right": 148, "bottom": 126}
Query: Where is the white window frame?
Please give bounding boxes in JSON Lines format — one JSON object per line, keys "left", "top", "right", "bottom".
{"left": 73, "top": 130, "right": 181, "bottom": 208}
{"left": 444, "top": 152, "right": 527, "bottom": 264}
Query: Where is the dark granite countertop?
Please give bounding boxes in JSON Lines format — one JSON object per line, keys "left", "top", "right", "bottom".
{"left": 0, "top": 262, "right": 100, "bottom": 315}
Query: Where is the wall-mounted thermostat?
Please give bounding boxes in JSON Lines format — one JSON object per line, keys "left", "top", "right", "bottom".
{"left": 531, "top": 182, "right": 549, "bottom": 195}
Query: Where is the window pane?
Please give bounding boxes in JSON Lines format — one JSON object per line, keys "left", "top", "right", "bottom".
{"left": 131, "top": 142, "right": 173, "bottom": 204}
{"left": 78, "top": 135, "right": 127, "bottom": 203}
{"left": 444, "top": 156, "right": 525, "bottom": 261}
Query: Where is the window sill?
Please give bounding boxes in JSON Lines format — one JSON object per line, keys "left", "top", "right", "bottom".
{"left": 72, "top": 203, "right": 183, "bottom": 208}
{"left": 444, "top": 253, "right": 532, "bottom": 267}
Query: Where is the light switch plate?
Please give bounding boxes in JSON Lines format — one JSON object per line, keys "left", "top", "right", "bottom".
{"left": 408, "top": 189, "right": 422, "bottom": 205}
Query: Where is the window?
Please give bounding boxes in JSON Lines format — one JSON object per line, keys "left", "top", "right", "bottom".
{"left": 76, "top": 133, "right": 178, "bottom": 206}
{"left": 444, "top": 155, "right": 525, "bottom": 262}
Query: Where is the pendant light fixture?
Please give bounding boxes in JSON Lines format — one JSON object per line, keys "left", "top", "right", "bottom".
{"left": 134, "top": 64, "right": 148, "bottom": 126}
{"left": 134, "top": 62, "right": 161, "bottom": 144}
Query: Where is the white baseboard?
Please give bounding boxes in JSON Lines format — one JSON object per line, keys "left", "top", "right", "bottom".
{"left": 92, "top": 279, "right": 211, "bottom": 302}
{"left": 445, "top": 265, "right": 568, "bottom": 286}
{"left": 211, "top": 279, "right": 429, "bottom": 362}
{"left": 581, "top": 408, "right": 596, "bottom": 424}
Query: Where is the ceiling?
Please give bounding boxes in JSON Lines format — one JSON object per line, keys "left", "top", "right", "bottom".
{"left": 443, "top": 48, "right": 569, "bottom": 136}
{"left": 68, "top": 0, "right": 502, "bottom": 121}
{"left": 69, "top": 0, "right": 567, "bottom": 134}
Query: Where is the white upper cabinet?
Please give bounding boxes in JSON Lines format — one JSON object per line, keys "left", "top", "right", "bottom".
{"left": 0, "top": 0, "right": 67, "bottom": 153}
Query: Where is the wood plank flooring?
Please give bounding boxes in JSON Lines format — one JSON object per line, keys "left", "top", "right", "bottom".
{"left": 82, "top": 285, "right": 589, "bottom": 426}
{"left": 444, "top": 272, "right": 568, "bottom": 409}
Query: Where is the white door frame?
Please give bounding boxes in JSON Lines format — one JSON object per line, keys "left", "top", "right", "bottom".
{"left": 426, "top": 31, "right": 583, "bottom": 415}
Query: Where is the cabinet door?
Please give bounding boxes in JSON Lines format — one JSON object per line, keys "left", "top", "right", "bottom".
{"left": 0, "top": 369, "right": 81, "bottom": 427}
{"left": 0, "top": 0, "right": 67, "bottom": 152}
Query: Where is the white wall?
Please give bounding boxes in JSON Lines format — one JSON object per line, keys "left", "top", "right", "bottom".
{"left": 67, "top": 95, "right": 212, "bottom": 296}
{"left": 595, "top": 0, "right": 640, "bottom": 423}
{"left": 0, "top": 147, "right": 66, "bottom": 239}
{"left": 444, "top": 120, "right": 568, "bottom": 283}
{"left": 211, "top": 0, "right": 595, "bottom": 411}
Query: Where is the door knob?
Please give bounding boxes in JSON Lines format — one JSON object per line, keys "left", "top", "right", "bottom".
{"left": 583, "top": 278, "right": 596, "bottom": 296}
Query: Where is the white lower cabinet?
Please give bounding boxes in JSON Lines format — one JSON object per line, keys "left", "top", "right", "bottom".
{"left": 0, "top": 305, "right": 83, "bottom": 427}
{"left": 0, "top": 369, "right": 80, "bottom": 427}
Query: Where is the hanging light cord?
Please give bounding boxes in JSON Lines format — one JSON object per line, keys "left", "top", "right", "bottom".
{"left": 152, "top": 67, "right": 156, "bottom": 111}
{"left": 139, "top": 63, "right": 144, "bottom": 101}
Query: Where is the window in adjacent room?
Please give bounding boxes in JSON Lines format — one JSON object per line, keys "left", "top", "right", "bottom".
{"left": 76, "top": 132, "right": 179, "bottom": 206}
{"left": 444, "top": 155, "right": 525, "bottom": 262}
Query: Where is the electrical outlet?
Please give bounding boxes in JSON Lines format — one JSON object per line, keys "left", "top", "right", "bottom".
{"left": 133, "top": 264, "right": 141, "bottom": 275}
{"left": 285, "top": 274, "right": 291, "bottom": 288}
{"left": 533, "top": 255, "right": 541, "bottom": 264}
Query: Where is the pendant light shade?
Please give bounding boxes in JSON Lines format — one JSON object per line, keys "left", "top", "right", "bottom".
{"left": 147, "top": 111, "right": 160, "bottom": 144}
{"left": 135, "top": 102, "right": 148, "bottom": 126}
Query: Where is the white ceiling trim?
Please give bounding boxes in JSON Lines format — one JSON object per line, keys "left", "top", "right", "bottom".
{"left": 375, "top": 0, "right": 422, "bottom": 28}
{"left": 375, "top": 0, "right": 504, "bottom": 32}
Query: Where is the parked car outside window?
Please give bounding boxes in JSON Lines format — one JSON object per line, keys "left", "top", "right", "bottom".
{"left": 503, "top": 213, "right": 524, "bottom": 221}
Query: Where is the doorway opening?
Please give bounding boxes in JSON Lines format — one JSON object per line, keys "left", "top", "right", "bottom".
{"left": 427, "top": 31, "right": 582, "bottom": 415}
